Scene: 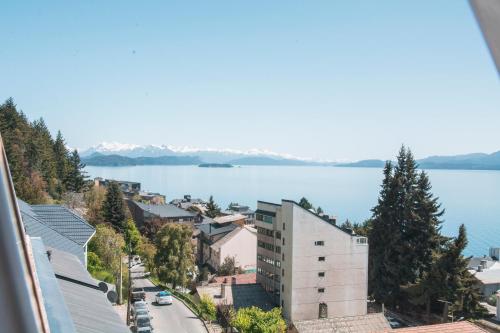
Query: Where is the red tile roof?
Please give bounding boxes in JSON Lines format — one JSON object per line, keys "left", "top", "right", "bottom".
{"left": 379, "top": 322, "right": 486, "bottom": 333}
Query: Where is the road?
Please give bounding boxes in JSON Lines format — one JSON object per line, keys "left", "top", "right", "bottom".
{"left": 130, "top": 264, "right": 206, "bottom": 333}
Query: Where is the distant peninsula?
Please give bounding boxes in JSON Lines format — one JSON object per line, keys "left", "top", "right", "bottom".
{"left": 82, "top": 153, "right": 202, "bottom": 166}
{"left": 198, "top": 163, "right": 234, "bottom": 168}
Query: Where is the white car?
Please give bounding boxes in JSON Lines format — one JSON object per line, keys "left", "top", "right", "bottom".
{"left": 155, "top": 291, "right": 173, "bottom": 305}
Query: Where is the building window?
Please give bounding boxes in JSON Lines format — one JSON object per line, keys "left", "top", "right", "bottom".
{"left": 318, "top": 256, "right": 325, "bottom": 262}
{"left": 319, "top": 303, "right": 328, "bottom": 319}
{"left": 356, "top": 237, "right": 368, "bottom": 245}
{"left": 256, "top": 214, "right": 273, "bottom": 224}
{"left": 314, "top": 241, "right": 324, "bottom": 246}
{"left": 283, "top": 223, "right": 285, "bottom": 230}
{"left": 275, "top": 231, "right": 281, "bottom": 239}
{"left": 318, "top": 272, "right": 325, "bottom": 277}
{"left": 275, "top": 246, "right": 281, "bottom": 254}
{"left": 318, "top": 288, "right": 325, "bottom": 293}
{"left": 282, "top": 237, "right": 285, "bottom": 246}
{"left": 275, "top": 260, "right": 281, "bottom": 268}
{"left": 282, "top": 284, "right": 284, "bottom": 292}
{"left": 281, "top": 300, "right": 284, "bottom": 308}
{"left": 282, "top": 268, "right": 285, "bottom": 276}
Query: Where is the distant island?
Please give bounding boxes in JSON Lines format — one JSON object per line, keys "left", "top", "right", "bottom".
{"left": 198, "top": 163, "right": 234, "bottom": 168}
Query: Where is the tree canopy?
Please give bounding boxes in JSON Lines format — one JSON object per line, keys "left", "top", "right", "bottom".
{"left": 0, "top": 98, "right": 86, "bottom": 203}
{"left": 231, "top": 307, "right": 286, "bottom": 333}
{"left": 154, "top": 224, "right": 195, "bottom": 289}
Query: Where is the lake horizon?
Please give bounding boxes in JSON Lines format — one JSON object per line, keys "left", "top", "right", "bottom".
{"left": 85, "top": 165, "right": 500, "bottom": 257}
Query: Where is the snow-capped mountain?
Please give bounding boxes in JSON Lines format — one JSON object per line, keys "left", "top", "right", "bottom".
{"left": 80, "top": 142, "right": 330, "bottom": 164}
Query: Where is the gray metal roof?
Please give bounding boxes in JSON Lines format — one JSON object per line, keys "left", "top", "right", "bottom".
{"left": 18, "top": 199, "right": 86, "bottom": 263}
{"left": 133, "top": 201, "right": 196, "bottom": 218}
{"left": 198, "top": 222, "right": 238, "bottom": 237}
{"left": 48, "top": 247, "right": 129, "bottom": 333}
{"left": 31, "top": 238, "right": 77, "bottom": 333}
{"left": 31, "top": 205, "right": 95, "bottom": 246}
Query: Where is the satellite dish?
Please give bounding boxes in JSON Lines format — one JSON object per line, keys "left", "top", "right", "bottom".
{"left": 98, "top": 282, "right": 108, "bottom": 293}
{"left": 107, "top": 290, "right": 118, "bottom": 304}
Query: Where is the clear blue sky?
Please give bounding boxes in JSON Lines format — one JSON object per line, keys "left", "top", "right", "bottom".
{"left": 1, "top": 1, "right": 498, "bottom": 161}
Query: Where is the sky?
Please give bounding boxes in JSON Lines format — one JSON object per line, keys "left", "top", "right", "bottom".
{"left": 0, "top": 1, "right": 498, "bottom": 161}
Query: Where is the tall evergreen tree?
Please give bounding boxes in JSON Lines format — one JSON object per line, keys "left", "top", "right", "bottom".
{"left": 205, "top": 195, "right": 221, "bottom": 218}
{"left": 65, "top": 149, "right": 87, "bottom": 192}
{"left": 298, "top": 197, "right": 314, "bottom": 211}
{"left": 102, "top": 182, "right": 126, "bottom": 232}
{"left": 53, "top": 130, "right": 69, "bottom": 194}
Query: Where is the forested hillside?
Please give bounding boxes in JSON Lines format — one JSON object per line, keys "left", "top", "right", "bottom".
{"left": 0, "top": 98, "right": 86, "bottom": 203}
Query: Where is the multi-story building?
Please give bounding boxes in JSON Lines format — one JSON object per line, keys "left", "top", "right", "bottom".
{"left": 255, "top": 200, "right": 369, "bottom": 322}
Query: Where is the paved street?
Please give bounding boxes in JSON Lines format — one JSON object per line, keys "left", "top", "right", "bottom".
{"left": 130, "top": 264, "right": 207, "bottom": 333}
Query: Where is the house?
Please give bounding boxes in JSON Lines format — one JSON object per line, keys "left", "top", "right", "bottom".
{"left": 213, "top": 213, "right": 247, "bottom": 226}
{"left": 170, "top": 194, "right": 208, "bottom": 213}
{"left": 222, "top": 203, "right": 256, "bottom": 225}
{"left": 17, "top": 201, "right": 128, "bottom": 333}
{"left": 127, "top": 200, "right": 201, "bottom": 232}
{"left": 18, "top": 199, "right": 95, "bottom": 267}
{"left": 256, "top": 200, "right": 369, "bottom": 322}
{"left": 468, "top": 249, "right": 500, "bottom": 297}
{"left": 136, "top": 191, "right": 166, "bottom": 204}
{"left": 94, "top": 177, "right": 141, "bottom": 194}
{"left": 293, "top": 313, "right": 391, "bottom": 333}
{"left": 197, "top": 222, "right": 238, "bottom": 269}
{"left": 206, "top": 226, "right": 257, "bottom": 272}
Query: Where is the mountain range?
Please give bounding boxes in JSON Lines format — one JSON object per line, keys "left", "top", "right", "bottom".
{"left": 80, "top": 143, "right": 500, "bottom": 170}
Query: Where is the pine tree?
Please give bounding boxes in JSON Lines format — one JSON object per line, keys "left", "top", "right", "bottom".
{"left": 205, "top": 195, "right": 221, "bottom": 218}
{"left": 53, "top": 130, "right": 69, "bottom": 194}
{"left": 298, "top": 197, "right": 314, "bottom": 211}
{"left": 65, "top": 149, "right": 87, "bottom": 192}
{"left": 369, "top": 161, "right": 403, "bottom": 305}
{"left": 102, "top": 182, "right": 126, "bottom": 232}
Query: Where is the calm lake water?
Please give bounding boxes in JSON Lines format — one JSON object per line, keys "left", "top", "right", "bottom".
{"left": 85, "top": 165, "right": 500, "bottom": 256}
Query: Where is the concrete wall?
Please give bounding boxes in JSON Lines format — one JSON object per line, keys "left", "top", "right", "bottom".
{"left": 281, "top": 201, "right": 368, "bottom": 322}
{"left": 220, "top": 228, "right": 257, "bottom": 271}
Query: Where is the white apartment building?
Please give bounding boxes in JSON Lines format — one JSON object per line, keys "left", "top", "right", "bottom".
{"left": 256, "top": 200, "right": 369, "bottom": 322}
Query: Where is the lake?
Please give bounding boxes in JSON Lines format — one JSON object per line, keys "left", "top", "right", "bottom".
{"left": 85, "top": 165, "right": 500, "bottom": 256}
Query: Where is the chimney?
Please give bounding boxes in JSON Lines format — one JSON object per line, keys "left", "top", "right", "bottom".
{"left": 231, "top": 276, "right": 236, "bottom": 284}
{"left": 221, "top": 283, "right": 226, "bottom": 299}
{"left": 480, "top": 259, "right": 488, "bottom": 270}
{"left": 477, "top": 265, "right": 483, "bottom": 272}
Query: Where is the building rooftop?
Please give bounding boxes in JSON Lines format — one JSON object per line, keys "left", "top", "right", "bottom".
{"left": 213, "top": 273, "right": 257, "bottom": 285}
{"left": 196, "top": 283, "right": 274, "bottom": 311}
{"left": 213, "top": 213, "right": 247, "bottom": 224}
{"left": 378, "top": 321, "right": 486, "bottom": 333}
{"left": 18, "top": 199, "right": 86, "bottom": 263}
{"left": 210, "top": 227, "right": 243, "bottom": 252}
{"left": 198, "top": 222, "right": 238, "bottom": 237}
{"left": 48, "top": 247, "right": 129, "bottom": 333}
{"left": 31, "top": 205, "right": 95, "bottom": 246}
{"left": 294, "top": 313, "right": 391, "bottom": 333}
{"left": 133, "top": 201, "right": 196, "bottom": 218}
{"left": 471, "top": 261, "right": 500, "bottom": 284}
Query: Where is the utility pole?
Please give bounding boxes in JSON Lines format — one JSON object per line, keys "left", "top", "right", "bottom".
{"left": 126, "top": 241, "right": 132, "bottom": 326}
{"left": 118, "top": 256, "right": 123, "bottom": 304}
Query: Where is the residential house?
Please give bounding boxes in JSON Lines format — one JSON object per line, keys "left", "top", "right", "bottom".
{"left": 170, "top": 194, "right": 208, "bottom": 213}
{"left": 222, "top": 203, "right": 255, "bottom": 225}
{"left": 469, "top": 253, "right": 500, "bottom": 297}
{"left": 19, "top": 199, "right": 95, "bottom": 267}
{"left": 127, "top": 200, "right": 201, "bottom": 232}
{"left": 256, "top": 200, "right": 369, "bottom": 322}
{"left": 94, "top": 177, "right": 141, "bottom": 194}
{"left": 207, "top": 226, "right": 257, "bottom": 272}
{"left": 213, "top": 213, "right": 247, "bottom": 226}
{"left": 17, "top": 200, "right": 128, "bottom": 333}
{"left": 197, "top": 222, "right": 238, "bottom": 269}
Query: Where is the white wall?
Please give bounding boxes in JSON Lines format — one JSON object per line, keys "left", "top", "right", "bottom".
{"left": 220, "top": 228, "right": 257, "bottom": 271}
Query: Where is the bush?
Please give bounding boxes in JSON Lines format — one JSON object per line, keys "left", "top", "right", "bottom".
{"left": 199, "top": 294, "right": 217, "bottom": 322}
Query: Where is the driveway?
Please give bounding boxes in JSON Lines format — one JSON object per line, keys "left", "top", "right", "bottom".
{"left": 130, "top": 264, "right": 207, "bottom": 333}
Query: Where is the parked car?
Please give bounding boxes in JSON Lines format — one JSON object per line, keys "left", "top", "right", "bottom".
{"left": 134, "top": 314, "right": 153, "bottom": 332}
{"left": 155, "top": 291, "right": 173, "bottom": 305}
{"left": 131, "top": 300, "right": 148, "bottom": 316}
{"left": 134, "top": 308, "right": 150, "bottom": 320}
{"left": 131, "top": 287, "right": 146, "bottom": 302}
